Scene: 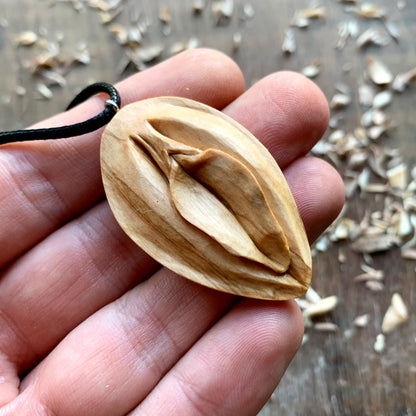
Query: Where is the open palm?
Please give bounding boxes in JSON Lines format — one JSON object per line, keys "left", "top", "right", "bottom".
{"left": 0, "top": 49, "right": 344, "bottom": 416}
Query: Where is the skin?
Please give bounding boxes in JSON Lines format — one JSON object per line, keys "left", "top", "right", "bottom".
{"left": 0, "top": 49, "right": 344, "bottom": 416}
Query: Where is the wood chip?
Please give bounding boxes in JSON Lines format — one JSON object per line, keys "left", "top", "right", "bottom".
{"left": 366, "top": 56, "right": 394, "bottom": 86}
{"left": 356, "top": 28, "right": 390, "bottom": 49}
{"left": 358, "top": 83, "right": 376, "bottom": 107}
{"left": 232, "top": 32, "right": 242, "bottom": 53}
{"left": 354, "top": 268, "right": 384, "bottom": 282}
{"left": 212, "top": 0, "right": 234, "bottom": 24}
{"left": 159, "top": 5, "right": 171, "bottom": 24}
{"left": 351, "top": 234, "right": 400, "bottom": 253}
{"left": 36, "top": 82, "right": 53, "bottom": 99}
{"left": 314, "top": 322, "right": 338, "bottom": 332}
{"left": 304, "top": 286, "right": 322, "bottom": 304}
{"left": 291, "top": 11, "right": 309, "bottom": 28}
{"left": 386, "top": 163, "right": 408, "bottom": 190}
{"left": 301, "top": 62, "right": 320, "bottom": 78}
{"left": 243, "top": 4, "right": 255, "bottom": 19}
{"left": 365, "top": 280, "right": 384, "bottom": 291}
{"left": 393, "top": 67, "right": 416, "bottom": 92}
{"left": 354, "top": 313, "right": 370, "bottom": 327}
{"left": 301, "top": 3, "right": 327, "bottom": 20}
{"left": 349, "top": 3, "right": 386, "bottom": 19}
{"left": 330, "top": 93, "right": 351, "bottom": 109}
{"left": 303, "top": 296, "right": 338, "bottom": 318}
{"left": 372, "top": 91, "right": 392, "bottom": 109}
{"left": 192, "top": 0, "right": 205, "bottom": 14}
{"left": 374, "top": 333, "right": 386, "bottom": 353}
{"left": 401, "top": 249, "right": 416, "bottom": 260}
{"left": 15, "top": 85, "right": 27, "bottom": 96}
{"left": 109, "top": 24, "right": 128, "bottom": 45}
{"left": 384, "top": 21, "right": 400, "bottom": 42}
{"left": 382, "top": 293, "right": 409, "bottom": 333}
{"left": 282, "top": 28, "right": 296, "bottom": 55}
{"left": 14, "top": 30, "right": 38, "bottom": 46}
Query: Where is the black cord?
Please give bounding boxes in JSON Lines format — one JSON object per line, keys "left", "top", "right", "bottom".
{"left": 0, "top": 82, "right": 121, "bottom": 145}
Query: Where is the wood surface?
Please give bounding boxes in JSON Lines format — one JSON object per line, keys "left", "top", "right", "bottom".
{"left": 0, "top": 1, "right": 415, "bottom": 415}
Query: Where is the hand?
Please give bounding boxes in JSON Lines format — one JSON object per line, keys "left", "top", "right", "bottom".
{"left": 0, "top": 49, "right": 344, "bottom": 415}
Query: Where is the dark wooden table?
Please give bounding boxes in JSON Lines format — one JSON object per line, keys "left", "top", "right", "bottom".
{"left": 0, "top": 1, "right": 415, "bottom": 415}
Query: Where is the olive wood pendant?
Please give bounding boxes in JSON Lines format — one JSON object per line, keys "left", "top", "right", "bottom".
{"left": 101, "top": 97, "right": 311, "bottom": 300}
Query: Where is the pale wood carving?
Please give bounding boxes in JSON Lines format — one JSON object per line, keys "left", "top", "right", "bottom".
{"left": 101, "top": 97, "right": 311, "bottom": 300}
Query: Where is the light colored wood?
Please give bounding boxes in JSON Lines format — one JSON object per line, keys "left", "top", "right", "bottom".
{"left": 101, "top": 97, "right": 311, "bottom": 300}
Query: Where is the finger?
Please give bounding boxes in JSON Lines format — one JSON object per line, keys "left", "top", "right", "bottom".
{"left": 132, "top": 299, "right": 303, "bottom": 416}
{"left": 285, "top": 156, "right": 345, "bottom": 243}
{"left": 9, "top": 156, "right": 342, "bottom": 415}
{"left": 0, "top": 48, "right": 245, "bottom": 269}
{"left": 0, "top": 202, "right": 157, "bottom": 369}
{"left": 13, "top": 272, "right": 235, "bottom": 416}
{"left": 224, "top": 71, "right": 330, "bottom": 168}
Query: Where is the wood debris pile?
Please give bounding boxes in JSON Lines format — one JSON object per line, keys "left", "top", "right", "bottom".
{"left": 280, "top": 1, "right": 414, "bottom": 347}
{"left": 11, "top": 28, "right": 91, "bottom": 99}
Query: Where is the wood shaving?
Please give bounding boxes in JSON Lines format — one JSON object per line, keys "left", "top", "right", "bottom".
{"left": 330, "top": 93, "right": 351, "bottom": 109}
{"left": 348, "top": 3, "right": 387, "bottom": 19}
{"left": 232, "top": 32, "right": 242, "bottom": 53}
{"left": 366, "top": 56, "right": 394, "bottom": 86}
{"left": 109, "top": 24, "right": 129, "bottom": 45}
{"left": 351, "top": 234, "right": 400, "bottom": 253}
{"left": 169, "top": 38, "right": 200, "bottom": 56}
{"left": 303, "top": 296, "right": 339, "bottom": 319}
{"left": 304, "top": 286, "right": 322, "bottom": 304}
{"left": 336, "top": 20, "right": 360, "bottom": 49}
{"left": 384, "top": 21, "right": 400, "bottom": 42}
{"left": 125, "top": 44, "right": 164, "bottom": 70}
{"left": 243, "top": 4, "right": 255, "bottom": 19}
{"left": 314, "top": 322, "right": 338, "bottom": 332}
{"left": 127, "top": 27, "right": 143, "bottom": 48}
{"left": 382, "top": 293, "right": 409, "bottom": 333}
{"left": 159, "top": 5, "right": 171, "bottom": 24}
{"left": 291, "top": 11, "right": 310, "bottom": 28}
{"left": 354, "top": 314, "right": 370, "bottom": 327}
{"left": 212, "top": 0, "right": 234, "bottom": 25}
{"left": 393, "top": 67, "right": 416, "bottom": 93}
{"left": 356, "top": 28, "right": 390, "bottom": 49}
{"left": 192, "top": 0, "right": 205, "bottom": 14}
{"left": 386, "top": 163, "right": 408, "bottom": 190}
{"left": 372, "top": 90, "right": 392, "bottom": 109}
{"left": 365, "top": 280, "right": 385, "bottom": 291}
{"left": 374, "top": 333, "right": 386, "bottom": 353}
{"left": 36, "top": 82, "right": 53, "bottom": 99}
{"left": 401, "top": 249, "right": 416, "bottom": 260}
{"left": 282, "top": 28, "right": 296, "bottom": 55}
{"left": 88, "top": 0, "right": 123, "bottom": 12}
{"left": 15, "top": 85, "right": 27, "bottom": 96}
{"left": 14, "top": 30, "right": 38, "bottom": 46}
{"left": 98, "top": 8, "right": 122, "bottom": 24}
{"left": 354, "top": 268, "right": 384, "bottom": 282}
{"left": 301, "top": 62, "right": 320, "bottom": 78}
{"left": 358, "top": 83, "right": 376, "bottom": 107}
{"left": 301, "top": 5, "right": 326, "bottom": 20}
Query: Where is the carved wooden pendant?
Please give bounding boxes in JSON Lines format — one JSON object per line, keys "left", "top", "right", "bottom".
{"left": 100, "top": 97, "right": 311, "bottom": 300}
